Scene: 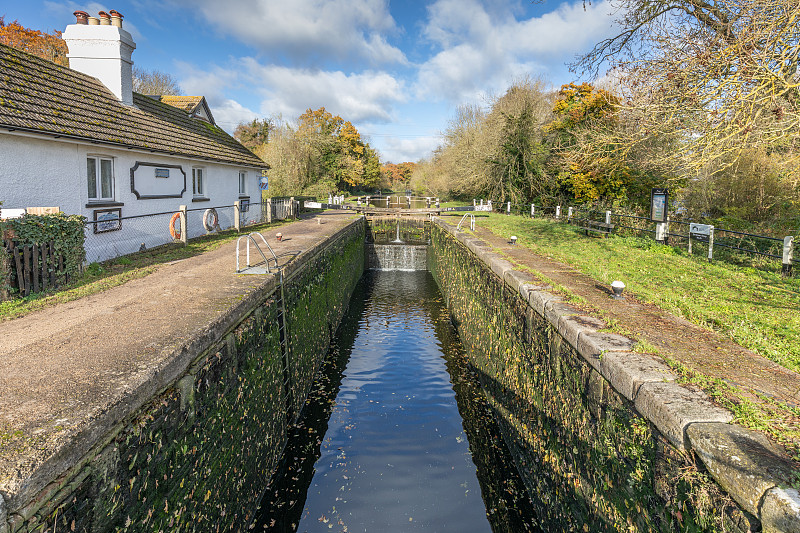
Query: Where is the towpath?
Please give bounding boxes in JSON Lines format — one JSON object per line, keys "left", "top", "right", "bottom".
{"left": 0, "top": 212, "right": 357, "bottom": 510}
{"left": 465, "top": 221, "right": 800, "bottom": 451}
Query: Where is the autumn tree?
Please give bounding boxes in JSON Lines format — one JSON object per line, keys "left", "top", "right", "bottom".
{"left": 416, "top": 78, "right": 555, "bottom": 203}
{"left": 0, "top": 16, "right": 67, "bottom": 66}
{"left": 575, "top": 0, "right": 800, "bottom": 177}
{"left": 132, "top": 66, "right": 182, "bottom": 95}
{"left": 297, "top": 107, "right": 381, "bottom": 191}
{"left": 235, "top": 118, "right": 274, "bottom": 153}
{"left": 382, "top": 162, "right": 417, "bottom": 188}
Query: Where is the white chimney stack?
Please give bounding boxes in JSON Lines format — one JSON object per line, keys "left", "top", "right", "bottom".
{"left": 62, "top": 10, "right": 136, "bottom": 106}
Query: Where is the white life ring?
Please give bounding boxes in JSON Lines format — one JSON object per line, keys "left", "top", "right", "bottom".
{"left": 203, "top": 208, "right": 219, "bottom": 231}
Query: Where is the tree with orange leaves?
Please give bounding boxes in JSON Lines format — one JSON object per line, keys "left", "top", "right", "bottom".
{"left": 0, "top": 16, "right": 67, "bottom": 66}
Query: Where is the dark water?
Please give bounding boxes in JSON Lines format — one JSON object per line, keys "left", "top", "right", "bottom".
{"left": 253, "top": 271, "right": 537, "bottom": 532}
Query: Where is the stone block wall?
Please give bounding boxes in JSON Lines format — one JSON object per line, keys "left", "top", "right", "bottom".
{"left": 429, "top": 220, "right": 799, "bottom": 532}
{"left": 5, "top": 219, "right": 365, "bottom": 532}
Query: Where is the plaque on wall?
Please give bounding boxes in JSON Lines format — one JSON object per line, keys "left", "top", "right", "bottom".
{"left": 130, "top": 162, "right": 186, "bottom": 199}
{"left": 93, "top": 208, "right": 122, "bottom": 233}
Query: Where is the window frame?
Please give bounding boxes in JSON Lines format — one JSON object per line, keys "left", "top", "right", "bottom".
{"left": 238, "top": 170, "right": 248, "bottom": 197}
{"left": 192, "top": 167, "right": 206, "bottom": 198}
{"left": 87, "top": 155, "right": 115, "bottom": 202}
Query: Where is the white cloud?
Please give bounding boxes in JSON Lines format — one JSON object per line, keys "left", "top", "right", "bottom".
{"left": 240, "top": 58, "right": 406, "bottom": 123}
{"left": 174, "top": 58, "right": 405, "bottom": 130}
{"left": 378, "top": 135, "right": 441, "bottom": 164}
{"left": 415, "top": 0, "right": 616, "bottom": 102}
{"left": 164, "top": 0, "right": 406, "bottom": 67}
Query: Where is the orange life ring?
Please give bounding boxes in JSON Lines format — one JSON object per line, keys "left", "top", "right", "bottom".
{"left": 169, "top": 212, "right": 181, "bottom": 239}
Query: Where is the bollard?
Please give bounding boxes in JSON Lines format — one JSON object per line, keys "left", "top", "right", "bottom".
{"left": 531, "top": 204, "right": 535, "bottom": 218}
{"left": 707, "top": 226, "right": 715, "bottom": 261}
{"left": 555, "top": 205, "right": 561, "bottom": 219}
{"left": 783, "top": 236, "right": 794, "bottom": 276}
{"left": 234, "top": 201, "right": 241, "bottom": 232}
{"left": 567, "top": 206, "right": 573, "bottom": 220}
{"left": 507, "top": 201, "right": 511, "bottom": 215}
{"left": 179, "top": 204, "right": 188, "bottom": 244}
{"left": 290, "top": 197, "right": 296, "bottom": 219}
{"left": 473, "top": 199, "right": 476, "bottom": 206}
{"left": 605, "top": 210, "right": 611, "bottom": 225}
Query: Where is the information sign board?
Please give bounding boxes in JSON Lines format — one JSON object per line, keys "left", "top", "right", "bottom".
{"left": 689, "top": 223, "right": 712, "bottom": 242}
{"left": 650, "top": 188, "right": 668, "bottom": 222}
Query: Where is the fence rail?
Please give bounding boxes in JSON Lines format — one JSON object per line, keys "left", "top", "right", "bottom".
{"left": 488, "top": 201, "right": 797, "bottom": 275}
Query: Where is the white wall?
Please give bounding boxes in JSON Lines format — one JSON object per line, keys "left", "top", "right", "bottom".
{"left": 0, "top": 132, "right": 263, "bottom": 262}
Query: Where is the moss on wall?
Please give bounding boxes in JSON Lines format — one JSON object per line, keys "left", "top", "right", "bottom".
{"left": 428, "top": 224, "right": 755, "bottom": 532}
{"left": 12, "top": 220, "right": 365, "bottom": 533}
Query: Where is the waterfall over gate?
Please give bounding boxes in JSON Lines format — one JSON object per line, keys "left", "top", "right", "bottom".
{"left": 365, "top": 216, "right": 429, "bottom": 271}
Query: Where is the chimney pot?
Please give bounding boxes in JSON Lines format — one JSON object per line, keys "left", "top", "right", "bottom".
{"left": 87, "top": 16, "right": 99, "bottom": 25}
{"left": 109, "top": 10, "right": 123, "bottom": 28}
{"left": 73, "top": 10, "right": 89, "bottom": 24}
{"left": 98, "top": 11, "right": 111, "bottom": 25}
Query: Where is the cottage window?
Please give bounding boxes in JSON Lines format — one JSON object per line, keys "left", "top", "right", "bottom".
{"left": 238, "top": 171, "right": 247, "bottom": 196}
{"left": 87, "top": 156, "right": 114, "bottom": 201}
{"left": 192, "top": 167, "right": 205, "bottom": 198}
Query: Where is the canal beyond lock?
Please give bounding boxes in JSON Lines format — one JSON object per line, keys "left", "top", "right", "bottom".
{"left": 252, "top": 270, "right": 539, "bottom": 532}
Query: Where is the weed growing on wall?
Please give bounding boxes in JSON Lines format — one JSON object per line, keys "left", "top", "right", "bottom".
{"left": 428, "top": 224, "right": 755, "bottom": 532}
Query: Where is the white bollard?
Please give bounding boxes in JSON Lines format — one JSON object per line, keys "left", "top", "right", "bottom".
{"left": 555, "top": 205, "right": 561, "bottom": 219}
{"left": 707, "top": 226, "right": 715, "bottom": 261}
{"left": 507, "top": 201, "right": 511, "bottom": 215}
{"left": 531, "top": 204, "right": 535, "bottom": 218}
{"left": 567, "top": 206, "right": 573, "bottom": 220}
{"left": 783, "top": 236, "right": 794, "bottom": 276}
{"left": 605, "top": 210, "right": 611, "bottom": 225}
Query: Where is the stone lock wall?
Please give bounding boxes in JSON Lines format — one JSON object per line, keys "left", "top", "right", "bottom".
{"left": 6, "top": 220, "right": 365, "bottom": 533}
{"left": 428, "top": 220, "right": 799, "bottom": 532}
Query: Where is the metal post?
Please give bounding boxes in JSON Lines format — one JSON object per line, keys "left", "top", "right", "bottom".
{"left": 179, "top": 204, "right": 188, "bottom": 245}
{"left": 605, "top": 210, "right": 611, "bottom": 225}
{"left": 555, "top": 205, "right": 561, "bottom": 219}
{"left": 531, "top": 204, "right": 535, "bottom": 218}
{"left": 783, "top": 236, "right": 794, "bottom": 276}
{"left": 507, "top": 201, "right": 511, "bottom": 215}
{"left": 234, "top": 201, "right": 241, "bottom": 232}
{"left": 707, "top": 226, "right": 714, "bottom": 261}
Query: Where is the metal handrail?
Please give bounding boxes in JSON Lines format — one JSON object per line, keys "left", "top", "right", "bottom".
{"left": 457, "top": 213, "right": 475, "bottom": 231}
{"left": 236, "top": 232, "right": 279, "bottom": 273}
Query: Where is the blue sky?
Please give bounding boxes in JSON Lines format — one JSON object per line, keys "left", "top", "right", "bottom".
{"left": 3, "top": 0, "right": 619, "bottom": 162}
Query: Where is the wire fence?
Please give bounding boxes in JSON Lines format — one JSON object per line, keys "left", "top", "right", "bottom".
{"left": 84, "top": 200, "right": 297, "bottom": 263}
{"left": 489, "top": 200, "right": 797, "bottom": 275}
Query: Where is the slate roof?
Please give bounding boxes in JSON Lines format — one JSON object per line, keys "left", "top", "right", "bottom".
{"left": 0, "top": 43, "right": 265, "bottom": 168}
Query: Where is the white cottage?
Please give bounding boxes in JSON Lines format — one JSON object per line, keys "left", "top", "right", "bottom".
{"left": 0, "top": 10, "right": 267, "bottom": 262}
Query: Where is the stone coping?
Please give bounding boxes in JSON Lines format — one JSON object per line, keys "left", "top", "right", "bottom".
{"left": 435, "top": 218, "right": 800, "bottom": 532}
{"left": 0, "top": 214, "right": 363, "bottom": 522}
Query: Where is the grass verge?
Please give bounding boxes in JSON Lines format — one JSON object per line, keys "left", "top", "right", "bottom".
{"left": 480, "top": 214, "right": 800, "bottom": 373}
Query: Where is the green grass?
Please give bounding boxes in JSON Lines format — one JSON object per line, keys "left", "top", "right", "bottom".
{"left": 480, "top": 213, "right": 800, "bottom": 373}
{"left": 0, "top": 221, "right": 290, "bottom": 321}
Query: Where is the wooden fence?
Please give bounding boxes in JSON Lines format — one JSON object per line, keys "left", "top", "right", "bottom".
{"left": 2, "top": 240, "right": 69, "bottom": 298}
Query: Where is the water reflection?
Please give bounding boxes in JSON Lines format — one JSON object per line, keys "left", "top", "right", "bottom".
{"left": 252, "top": 271, "right": 538, "bottom": 532}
